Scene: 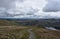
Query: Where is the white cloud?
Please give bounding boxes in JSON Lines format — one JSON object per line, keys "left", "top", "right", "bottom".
{"left": 0, "top": 0, "right": 60, "bottom": 19}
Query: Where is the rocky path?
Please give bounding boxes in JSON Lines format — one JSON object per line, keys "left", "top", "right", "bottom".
{"left": 28, "top": 29, "right": 36, "bottom": 39}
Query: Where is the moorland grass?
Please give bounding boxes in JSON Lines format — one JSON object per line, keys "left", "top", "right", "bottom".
{"left": 32, "top": 27, "right": 60, "bottom": 39}
{"left": 0, "top": 26, "right": 29, "bottom": 39}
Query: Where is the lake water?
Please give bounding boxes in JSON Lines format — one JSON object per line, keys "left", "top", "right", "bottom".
{"left": 45, "top": 27, "right": 57, "bottom": 30}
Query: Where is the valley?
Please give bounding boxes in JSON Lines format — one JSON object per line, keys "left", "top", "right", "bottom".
{"left": 0, "top": 19, "right": 60, "bottom": 39}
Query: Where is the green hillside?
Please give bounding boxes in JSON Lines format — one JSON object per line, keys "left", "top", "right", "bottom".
{"left": 0, "top": 20, "right": 17, "bottom": 26}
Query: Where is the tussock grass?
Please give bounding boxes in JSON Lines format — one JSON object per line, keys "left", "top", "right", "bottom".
{"left": 33, "top": 28, "right": 60, "bottom": 39}
{"left": 0, "top": 26, "right": 29, "bottom": 39}
{"left": 0, "top": 26, "right": 60, "bottom": 39}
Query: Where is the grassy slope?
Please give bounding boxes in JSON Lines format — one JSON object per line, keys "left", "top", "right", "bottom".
{"left": 0, "top": 26, "right": 60, "bottom": 39}
{"left": 0, "top": 20, "right": 19, "bottom": 26}
{"left": 0, "top": 20, "right": 60, "bottom": 39}
{"left": 32, "top": 27, "right": 60, "bottom": 39}
{"left": 0, "top": 26, "right": 29, "bottom": 39}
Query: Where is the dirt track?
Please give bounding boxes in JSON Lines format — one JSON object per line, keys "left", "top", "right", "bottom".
{"left": 28, "top": 29, "right": 36, "bottom": 39}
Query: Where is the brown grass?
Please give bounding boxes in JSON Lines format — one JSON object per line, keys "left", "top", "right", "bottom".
{"left": 0, "top": 26, "right": 29, "bottom": 39}
{"left": 33, "top": 28, "right": 60, "bottom": 39}
{"left": 0, "top": 26, "right": 60, "bottom": 39}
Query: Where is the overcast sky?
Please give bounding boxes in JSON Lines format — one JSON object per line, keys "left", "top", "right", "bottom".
{"left": 0, "top": 0, "right": 60, "bottom": 19}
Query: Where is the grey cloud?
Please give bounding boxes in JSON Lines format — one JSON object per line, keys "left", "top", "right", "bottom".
{"left": 0, "top": 13, "right": 12, "bottom": 17}
{"left": 43, "top": 0, "right": 60, "bottom": 12}
{"left": 0, "top": 0, "right": 60, "bottom": 18}
{"left": 18, "top": 0, "right": 25, "bottom": 2}
{"left": 0, "top": 0, "right": 16, "bottom": 9}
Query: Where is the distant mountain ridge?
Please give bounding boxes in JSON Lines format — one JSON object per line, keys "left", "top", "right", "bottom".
{"left": 0, "top": 19, "right": 60, "bottom": 29}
